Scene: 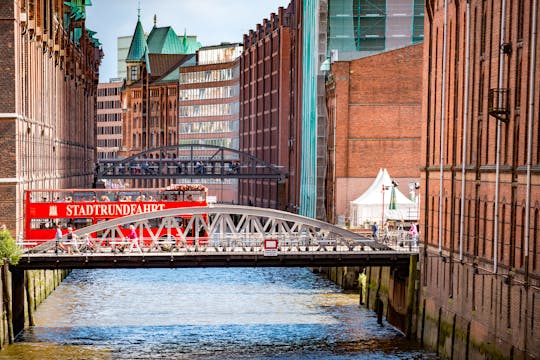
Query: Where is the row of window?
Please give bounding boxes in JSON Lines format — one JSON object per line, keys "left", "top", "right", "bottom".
{"left": 178, "top": 120, "right": 239, "bottom": 134}
{"left": 97, "top": 139, "right": 122, "bottom": 147}
{"left": 179, "top": 67, "right": 239, "bottom": 84}
{"left": 97, "top": 87, "right": 121, "bottom": 97}
{"left": 179, "top": 103, "right": 239, "bottom": 117}
{"left": 97, "top": 126, "right": 122, "bottom": 135}
{"left": 179, "top": 85, "right": 239, "bottom": 101}
{"left": 97, "top": 113, "right": 122, "bottom": 122}
{"left": 97, "top": 100, "right": 121, "bottom": 110}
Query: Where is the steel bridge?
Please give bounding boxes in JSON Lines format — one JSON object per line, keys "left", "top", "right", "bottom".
{"left": 96, "top": 144, "right": 287, "bottom": 181}
{"left": 16, "top": 205, "right": 417, "bottom": 270}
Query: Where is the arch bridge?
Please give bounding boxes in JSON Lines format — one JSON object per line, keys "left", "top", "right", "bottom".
{"left": 18, "top": 206, "right": 417, "bottom": 269}
{"left": 96, "top": 144, "right": 286, "bottom": 180}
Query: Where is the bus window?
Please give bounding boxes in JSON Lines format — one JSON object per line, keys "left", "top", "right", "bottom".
{"left": 72, "top": 218, "right": 93, "bottom": 230}
{"left": 30, "top": 219, "right": 54, "bottom": 230}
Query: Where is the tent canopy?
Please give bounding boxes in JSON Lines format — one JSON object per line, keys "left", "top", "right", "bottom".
{"left": 350, "top": 168, "right": 418, "bottom": 227}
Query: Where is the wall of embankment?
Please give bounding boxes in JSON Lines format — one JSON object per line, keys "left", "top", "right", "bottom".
{"left": 313, "top": 254, "right": 420, "bottom": 338}
{"left": 0, "top": 266, "right": 70, "bottom": 348}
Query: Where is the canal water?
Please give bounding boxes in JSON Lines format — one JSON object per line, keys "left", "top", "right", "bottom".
{"left": 1, "top": 268, "right": 437, "bottom": 359}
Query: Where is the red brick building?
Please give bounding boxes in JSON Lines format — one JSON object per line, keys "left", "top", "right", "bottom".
{"left": 420, "top": 0, "right": 540, "bottom": 358}
{"left": 325, "top": 44, "right": 423, "bottom": 225}
{"left": 0, "top": 1, "right": 101, "bottom": 234}
{"left": 120, "top": 16, "right": 195, "bottom": 188}
{"left": 239, "top": 1, "right": 303, "bottom": 211}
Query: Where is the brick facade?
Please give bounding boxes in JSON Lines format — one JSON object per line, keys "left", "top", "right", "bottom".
{"left": 239, "top": 1, "right": 303, "bottom": 211}
{"left": 325, "top": 44, "right": 423, "bottom": 224}
{"left": 0, "top": 0, "right": 101, "bottom": 235}
{"left": 419, "top": 0, "right": 540, "bottom": 358}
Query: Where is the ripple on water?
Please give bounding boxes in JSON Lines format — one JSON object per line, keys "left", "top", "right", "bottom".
{"left": 0, "top": 268, "right": 438, "bottom": 359}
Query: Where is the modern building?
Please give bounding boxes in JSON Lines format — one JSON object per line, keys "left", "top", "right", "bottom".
{"left": 301, "top": 0, "right": 424, "bottom": 220}
{"left": 0, "top": 1, "right": 101, "bottom": 234}
{"left": 419, "top": 0, "right": 540, "bottom": 358}
{"left": 239, "top": 1, "right": 303, "bottom": 211}
{"left": 97, "top": 80, "right": 123, "bottom": 160}
{"left": 178, "top": 43, "right": 242, "bottom": 203}
{"left": 121, "top": 14, "right": 198, "bottom": 188}
{"left": 325, "top": 43, "right": 423, "bottom": 225}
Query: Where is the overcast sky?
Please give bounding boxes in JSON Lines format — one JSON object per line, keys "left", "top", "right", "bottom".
{"left": 85, "top": 0, "right": 290, "bottom": 82}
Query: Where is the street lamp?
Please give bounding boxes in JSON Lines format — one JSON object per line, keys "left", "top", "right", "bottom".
{"left": 381, "top": 184, "right": 390, "bottom": 226}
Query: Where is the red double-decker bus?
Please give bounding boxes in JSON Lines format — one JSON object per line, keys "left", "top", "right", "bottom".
{"left": 24, "top": 184, "right": 209, "bottom": 248}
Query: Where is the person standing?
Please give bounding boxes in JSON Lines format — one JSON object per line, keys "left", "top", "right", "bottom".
{"left": 128, "top": 225, "right": 142, "bottom": 253}
{"left": 65, "top": 227, "right": 78, "bottom": 254}
{"left": 409, "top": 223, "right": 419, "bottom": 247}
{"left": 372, "top": 221, "right": 378, "bottom": 239}
{"left": 54, "top": 224, "right": 65, "bottom": 254}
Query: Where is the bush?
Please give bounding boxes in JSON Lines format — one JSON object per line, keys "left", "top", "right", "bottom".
{"left": 0, "top": 229, "right": 22, "bottom": 265}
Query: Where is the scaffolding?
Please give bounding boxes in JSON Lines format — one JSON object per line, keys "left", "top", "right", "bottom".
{"left": 327, "top": 0, "right": 424, "bottom": 59}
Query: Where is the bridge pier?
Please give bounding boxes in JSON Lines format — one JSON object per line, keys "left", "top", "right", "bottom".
{"left": 11, "top": 269, "right": 25, "bottom": 339}
{"left": 0, "top": 267, "right": 71, "bottom": 348}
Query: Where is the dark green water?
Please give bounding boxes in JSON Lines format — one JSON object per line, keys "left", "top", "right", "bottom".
{"left": 0, "top": 268, "right": 437, "bottom": 359}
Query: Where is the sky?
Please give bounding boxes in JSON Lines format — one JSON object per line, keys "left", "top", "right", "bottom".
{"left": 85, "top": 0, "right": 290, "bottom": 82}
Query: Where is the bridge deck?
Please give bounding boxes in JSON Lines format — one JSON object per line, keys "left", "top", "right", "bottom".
{"left": 17, "top": 249, "right": 414, "bottom": 269}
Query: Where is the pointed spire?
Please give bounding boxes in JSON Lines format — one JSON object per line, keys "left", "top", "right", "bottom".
{"left": 137, "top": 0, "right": 141, "bottom": 20}
{"left": 126, "top": 10, "right": 147, "bottom": 62}
{"left": 153, "top": 14, "right": 157, "bottom": 27}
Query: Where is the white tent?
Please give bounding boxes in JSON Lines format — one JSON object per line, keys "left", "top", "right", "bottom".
{"left": 350, "top": 168, "right": 418, "bottom": 228}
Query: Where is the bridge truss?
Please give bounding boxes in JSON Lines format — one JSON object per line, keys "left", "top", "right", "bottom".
{"left": 19, "top": 206, "right": 417, "bottom": 269}
{"left": 96, "top": 144, "right": 286, "bottom": 181}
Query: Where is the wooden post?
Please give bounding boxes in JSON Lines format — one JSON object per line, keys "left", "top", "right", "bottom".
{"left": 25, "top": 271, "right": 35, "bottom": 326}
{"left": 2, "top": 264, "right": 13, "bottom": 344}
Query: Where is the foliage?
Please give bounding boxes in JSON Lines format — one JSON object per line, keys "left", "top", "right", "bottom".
{"left": 0, "top": 229, "right": 22, "bottom": 265}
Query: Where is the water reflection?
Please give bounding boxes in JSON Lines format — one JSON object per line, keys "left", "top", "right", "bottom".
{"left": 1, "top": 268, "right": 436, "bottom": 359}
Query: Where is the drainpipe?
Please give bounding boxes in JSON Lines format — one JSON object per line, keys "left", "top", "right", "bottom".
{"left": 459, "top": 0, "right": 471, "bottom": 262}
{"left": 438, "top": 0, "right": 449, "bottom": 253}
{"left": 332, "top": 87, "right": 337, "bottom": 225}
{"left": 494, "top": 0, "right": 507, "bottom": 273}
{"left": 525, "top": 0, "right": 538, "bottom": 277}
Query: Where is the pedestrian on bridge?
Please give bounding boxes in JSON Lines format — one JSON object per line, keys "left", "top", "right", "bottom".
{"left": 372, "top": 221, "right": 378, "bottom": 239}
{"left": 128, "top": 225, "right": 142, "bottom": 253}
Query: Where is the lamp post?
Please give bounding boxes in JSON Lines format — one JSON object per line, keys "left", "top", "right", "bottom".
{"left": 381, "top": 184, "right": 390, "bottom": 226}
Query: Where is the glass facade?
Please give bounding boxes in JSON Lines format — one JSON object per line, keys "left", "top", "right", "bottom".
{"left": 198, "top": 45, "right": 242, "bottom": 65}
{"left": 179, "top": 103, "right": 239, "bottom": 117}
{"left": 179, "top": 68, "right": 239, "bottom": 84}
{"left": 327, "top": 0, "right": 425, "bottom": 60}
{"left": 179, "top": 85, "right": 239, "bottom": 101}
{"left": 177, "top": 138, "right": 239, "bottom": 149}
{"left": 179, "top": 120, "right": 239, "bottom": 134}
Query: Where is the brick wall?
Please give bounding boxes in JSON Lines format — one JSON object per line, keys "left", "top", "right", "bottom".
{"left": 419, "top": 0, "right": 540, "bottom": 358}
{"left": 326, "top": 43, "right": 423, "bottom": 221}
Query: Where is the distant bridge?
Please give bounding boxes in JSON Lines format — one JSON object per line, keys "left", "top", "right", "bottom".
{"left": 16, "top": 205, "right": 417, "bottom": 269}
{"left": 96, "top": 144, "right": 287, "bottom": 181}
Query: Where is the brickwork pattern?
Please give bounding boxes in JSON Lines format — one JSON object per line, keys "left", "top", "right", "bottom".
{"left": 420, "top": 0, "right": 540, "bottom": 357}
{"left": 0, "top": 1, "right": 101, "bottom": 234}
{"left": 325, "top": 43, "right": 423, "bottom": 221}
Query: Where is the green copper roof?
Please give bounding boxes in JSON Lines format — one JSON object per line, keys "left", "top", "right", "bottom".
{"left": 126, "top": 19, "right": 147, "bottom": 61}
{"left": 146, "top": 27, "right": 201, "bottom": 54}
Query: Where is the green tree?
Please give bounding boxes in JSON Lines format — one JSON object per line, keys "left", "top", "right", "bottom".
{"left": 0, "top": 229, "right": 22, "bottom": 265}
